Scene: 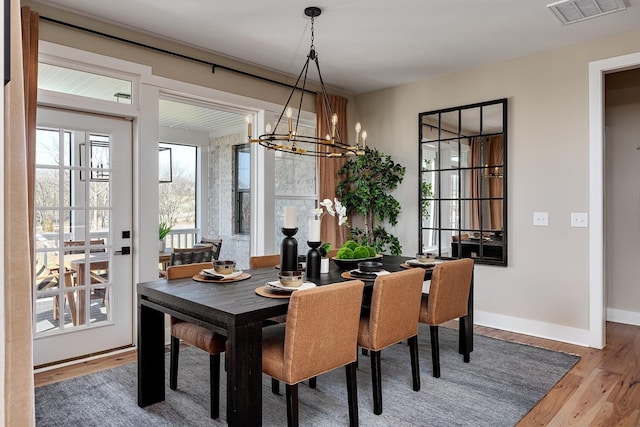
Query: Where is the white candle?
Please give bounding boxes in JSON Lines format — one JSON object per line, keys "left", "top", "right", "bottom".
{"left": 309, "top": 218, "right": 321, "bottom": 242}
{"left": 284, "top": 206, "right": 296, "bottom": 229}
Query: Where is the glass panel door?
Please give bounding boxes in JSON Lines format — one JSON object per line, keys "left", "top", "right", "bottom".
{"left": 33, "top": 108, "right": 133, "bottom": 366}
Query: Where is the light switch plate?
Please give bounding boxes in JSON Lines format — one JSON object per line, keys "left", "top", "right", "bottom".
{"left": 571, "top": 212, "right": 588, "bottom": 228}
{"left": 533, "top": 212, "right": 549, "bottom": 226}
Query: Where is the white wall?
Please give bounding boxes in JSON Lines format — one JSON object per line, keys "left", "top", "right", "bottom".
{"left": 354, "top": 29, "right": 640, "bottom": 344}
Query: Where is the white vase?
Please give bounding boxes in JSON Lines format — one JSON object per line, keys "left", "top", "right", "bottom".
{"left": 159, "top": 239, "right": 166, "bottom": 253}
{"left": 320, "top": 257, "right": 330, "bottom": 273}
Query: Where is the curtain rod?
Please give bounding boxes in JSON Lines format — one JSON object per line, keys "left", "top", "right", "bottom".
{"left": 40, "top": 15, "right": 317, "bottom": 96}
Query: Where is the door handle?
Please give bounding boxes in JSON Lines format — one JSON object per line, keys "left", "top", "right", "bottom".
{"left": 114, "top": 247, "right": 131, "bottom": 255}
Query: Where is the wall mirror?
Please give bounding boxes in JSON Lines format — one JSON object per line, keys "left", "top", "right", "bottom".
{"left": 418, "top": 98, "right": 507, "bottom": 266}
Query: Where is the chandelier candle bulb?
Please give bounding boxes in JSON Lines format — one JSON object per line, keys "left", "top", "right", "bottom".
{"left": 284, "top": 206, "right": 296, "bottom": 229}
{"left": 355, "top": 122, "right": 361, "bottom": 144}
{"left": 361, "top": 130, "right": 367, "bottom": 148}
{"left": 246, "top": 117, "right": 252, "bottom": 138}
{"left": 309, "top": 218, "right": 321, "bottom": 242}
{"left": 287, "top": 107, "right": 293, "bottom": 133}
{"left": 331, "top": 113, "right": 338, "bottom": 138}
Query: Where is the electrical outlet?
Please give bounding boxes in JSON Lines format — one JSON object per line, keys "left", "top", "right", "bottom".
{"left": 533, "top": 212, "right": 549, "bottom": 226}
{"left": 571, "top": 212, "right": 588, "bottom": 228}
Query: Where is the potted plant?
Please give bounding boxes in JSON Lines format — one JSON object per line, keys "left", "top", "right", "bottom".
{"left": 159, "top": 221, "right": 172, "bottom": 253}
{"left": 337, "top": 147, "right": 406, "bottom": 255}
{"left": 319, "top": 242, "right": 332, "bottom": 273}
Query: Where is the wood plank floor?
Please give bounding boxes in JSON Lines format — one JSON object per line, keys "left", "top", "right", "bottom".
{"left": 34, "top": 321, "right": 640, "bottom": 425}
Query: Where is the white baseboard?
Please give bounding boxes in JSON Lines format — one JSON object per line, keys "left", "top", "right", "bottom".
{"left": 474, "top": 310, "right": 594, "bottom": 348}
{"left": 606, "top": 308, "right": 640, "bottom": 326}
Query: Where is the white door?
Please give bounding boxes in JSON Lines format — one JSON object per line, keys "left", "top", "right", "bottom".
{"left": 33, "top": 107, "right": 133, "bottom": 366}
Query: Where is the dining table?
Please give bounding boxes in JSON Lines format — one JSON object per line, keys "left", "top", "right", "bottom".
{"left": 136, "top": 255, "right": 474, "bottom": 426}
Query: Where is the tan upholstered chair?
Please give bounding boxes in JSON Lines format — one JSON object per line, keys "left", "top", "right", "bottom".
{"left": 249, "top": 254, "right": 281, "bottom": 269}
{"left": 200, "top": 238, "right": 222, "bottom": 260}
{"left": 357, "top": 268, "right": 425, "bottom": 415}
{"left": 419, "top": 258, "right": 474, "bottom": 378}
{"left": 262, "top": 280, "right": 365, "bottom": 427}
{"left": 166, "top": 262, "right": 227, "bottom": 419}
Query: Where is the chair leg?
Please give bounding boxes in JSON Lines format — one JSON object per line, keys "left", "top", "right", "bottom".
{"left": 460, "top": 315, "right": 471, "bottom": 363}
{"left": 272, "top": 378, "right": 280, "bottom": 395}
{"left": 210, "top": 353, "right": 220, "bottom": 419}
{"left": 285, "top": 383, "right": 299, "bottom": 427}
{"left": 169, "top": 336, "right": 179, "bottom": 390}
{"left": 370, "top": 349, "right": 383, "bottom": 415}
{"left": 309, "top": 376, "right": 317, "bottom": 389}
{"left": 408, "top": 335, "right": 420, "bottom": 391}
{"left": 430, "top": 325, "right": 441, "bottom": 378}
{"left": 345, "top": 362, "right": 359, "bottom": 427}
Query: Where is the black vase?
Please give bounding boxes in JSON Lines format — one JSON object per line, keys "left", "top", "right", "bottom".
{"left": 306, "top": 241, "right": 321, "bottom": 278}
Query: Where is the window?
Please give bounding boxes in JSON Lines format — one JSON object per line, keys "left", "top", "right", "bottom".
{"left": 419, "top": 99, "right": 507, "bottom": 266}
{"left": 235, "top": 144, "right": 251, "bottom": 234}
{"left": 273, "top": 122, "right": 318, "bottom": 251}
{"left": 159, "top": 143, "right": 197, "bottom": 246}
{"left": 38, "top": 63, "right": 132, "bottom": 104}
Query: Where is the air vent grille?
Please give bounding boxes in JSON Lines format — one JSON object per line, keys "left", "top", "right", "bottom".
{"left": 547, "top": 0, "right": 627, "bottom": 24}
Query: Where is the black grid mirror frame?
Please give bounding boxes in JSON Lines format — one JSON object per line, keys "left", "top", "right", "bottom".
{"left": 418, "top": 98, "right": 508, "bottom": 266}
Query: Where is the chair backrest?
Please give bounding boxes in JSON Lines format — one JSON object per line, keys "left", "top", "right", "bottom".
{"left": 200, "top": 238, "right": 222, "bottom": 260}
{"left": 367, "top": 268, "right": 425, "bottom": 350}
{"left": 64, "top": 239, "right": 106, "bottom": 254}
{"left": 423, "top": 258, "right": 474, "bottom": 325}
{"left": 282, "top": 280, "right": 364, "bottom": 384}
{"left": 249, "top": 254, "right": 280, "bottom": 269}
{"left": 169, "top": 245, "right": 215, "bottom": 266}
{"left": 165, "top": 262, "right": 214, "bottom": 280}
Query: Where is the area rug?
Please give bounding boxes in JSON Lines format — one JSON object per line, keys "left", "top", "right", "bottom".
{"left": 35, "top": 325, "right": 579, "bottom": 426}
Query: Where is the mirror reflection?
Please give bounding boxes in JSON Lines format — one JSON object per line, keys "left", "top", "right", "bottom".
{"left": 419, "top": 98, "right": 507, "bottom": 266}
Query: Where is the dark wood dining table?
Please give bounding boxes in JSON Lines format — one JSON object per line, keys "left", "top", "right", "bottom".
{"left": 136, "top": 255, "right": 474, "bottom": 426}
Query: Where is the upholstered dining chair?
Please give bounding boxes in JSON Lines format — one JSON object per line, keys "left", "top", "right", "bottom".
{"left": 419, "top": 258, "right": 474, "bottom": 378}
{"left": 262, "top": 280, "right": 365, "bottom": 427}
{"left": 200, "top": 238, "right": 222, "bottom": 260}
{"left": 169, "top": 244, "right": 215, "bottom": 266}
{"left": 165, "top": 262, "right": 227, "bottom": 419}
{"left": 357, "top": 268, "right": 425, "bottom": 415}
{"left": 249, "top": 254, "right": 281, "bottom": 269}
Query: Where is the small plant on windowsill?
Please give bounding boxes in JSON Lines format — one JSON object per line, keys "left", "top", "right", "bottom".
{"left": 159, "top": 222, "right": 172, "bottom": 253}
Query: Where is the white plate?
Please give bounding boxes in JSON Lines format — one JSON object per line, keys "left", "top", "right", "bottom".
{"left": 265, "top": 281, "right": 316, "bottom": 293}
{"left": 200, "top": 269, "right": 243, "bottom": 280}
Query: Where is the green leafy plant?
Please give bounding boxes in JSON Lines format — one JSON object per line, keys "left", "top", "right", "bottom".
{"left": 336, "top": 147, "right": 406, "bottom": 255}
{"left": 159, "top": 222, "right": 172, "bottom": 240}
{"left": 319, "top": 242, "right": 332, "bottom": 258}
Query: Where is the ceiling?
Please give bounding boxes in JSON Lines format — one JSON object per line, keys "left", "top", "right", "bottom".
{"left": 36, "top": 0, "right": 640, "bottom": 95}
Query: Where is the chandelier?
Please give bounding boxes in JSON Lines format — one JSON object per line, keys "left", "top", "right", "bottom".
{"left": 248, "top": 6, "right": 367, "bottom": 158}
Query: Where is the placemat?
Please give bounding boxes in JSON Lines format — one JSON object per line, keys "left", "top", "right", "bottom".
{"left": 192, "top": 272, "right": 251, "bottom": 283}
{"left": 255, "top": 286, "right": 291, "bottom": 299}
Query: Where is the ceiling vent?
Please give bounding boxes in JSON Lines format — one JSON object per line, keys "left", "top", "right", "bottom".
{"left": 547, "top": 0, "right": 627, "bottom": 24}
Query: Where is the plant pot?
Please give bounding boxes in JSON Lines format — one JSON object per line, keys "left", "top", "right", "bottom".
{"left": 159, "top": 240, "right": 166, "bottom": 253}
{"left": 320, "top": 257, "right": 330, "bottom": 273}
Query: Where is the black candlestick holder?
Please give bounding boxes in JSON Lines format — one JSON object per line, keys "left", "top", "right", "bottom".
{"left": 280, "top": 227, "right": 299, "bottom": 272}
{"left": 306, "top": 241, "right": 321, "bottom": 278}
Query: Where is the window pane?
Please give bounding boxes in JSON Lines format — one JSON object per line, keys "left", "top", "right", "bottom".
{"left": 159, "top": 143, "right": 197, "bottom": 230}
{"left": 38, "top": 63, "right": 132, "bottom": 104}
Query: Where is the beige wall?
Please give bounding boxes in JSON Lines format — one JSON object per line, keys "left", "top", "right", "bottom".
{"left": 605, "top": 68, "right": 640, "bottom": 316}
{"left": 354, "top": 29, "right": 640, "bottom": 332}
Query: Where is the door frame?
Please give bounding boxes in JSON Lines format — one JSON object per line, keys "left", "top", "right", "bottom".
{"left": 588, "top": 50, "right": 640, "bottom": 349}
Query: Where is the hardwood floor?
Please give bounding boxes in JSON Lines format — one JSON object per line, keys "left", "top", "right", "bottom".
{"left": 34, "top": 322, "right": 640, "bottom": 425}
